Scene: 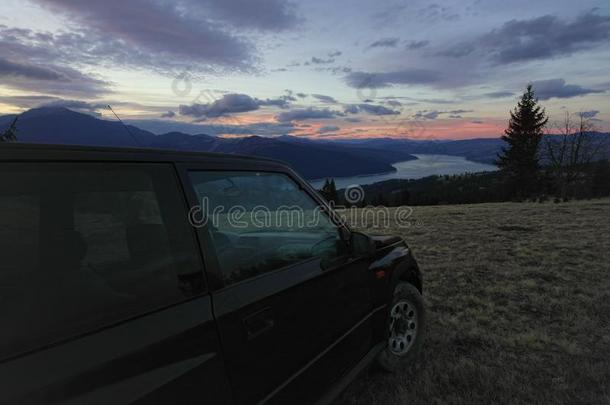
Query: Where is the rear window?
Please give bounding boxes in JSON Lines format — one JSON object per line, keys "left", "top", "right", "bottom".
{"left": 0, "top": 162, "right": 203, "bottom": 360}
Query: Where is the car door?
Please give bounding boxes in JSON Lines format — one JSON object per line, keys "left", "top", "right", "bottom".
{"left": 0, "top": 161, "right": 232, "bottom": 404}
{"left": 180, "top": 164, "right": 375, "bottom": 404}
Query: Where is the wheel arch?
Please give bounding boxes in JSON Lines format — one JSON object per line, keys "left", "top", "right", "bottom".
{"left": 391, "top": 255, "right": 422, "bottom": 293}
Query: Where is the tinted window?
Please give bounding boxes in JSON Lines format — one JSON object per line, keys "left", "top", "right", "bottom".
{"left": 0, "top": 163, "right": 202, "bottom": 359}
{"left": 188, "top": 171, "right": 348, "bottom": 284}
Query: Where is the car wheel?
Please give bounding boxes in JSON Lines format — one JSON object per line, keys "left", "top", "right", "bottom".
{"left": 377, "top": 282, "right": 425, "bottom": 372}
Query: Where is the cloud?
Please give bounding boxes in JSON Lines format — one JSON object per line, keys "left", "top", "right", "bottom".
{"left": 344, "top": 117, "right": 361, "bottom": 123}
{"left": 318, "top": 125, "right": 340, "bottom": 133}
{"left": 368, "top": 37, "right": 399, "bottom": 48}
{"left": 276, "top": 107, "right": 340, "bottom": 122}
{"left": 311, "top": 94, "right": 337, "bottom": 103}
{"left": 414, "top": 110, "right": 441, "bottom": 120}
{"left": 385, "top": 100, "right": 402, "bottom": 107}
{"left": 416, "top": 4, "right": 460, "bottom": 23}
{"left": 161, "top": 111, "right": 176, "bottom": 118}
{"left": 258, "top": 97, "right": 291, "bottom": 108}
{"left": 328, "top": 51, "right": 342, "bottom": 57}
{"left": 579, "top": 110, "right": 599, "bottom": 118}
{"left": 343, "top": 105, "right": 359, "bottom": 114}
{"left": 406, "top": 40, "right": 429, "bottom": 50}
{"left": 33, "top": 0, "right": 258, "bottom": 70}
{"left": 0, "top": 98, "right": 113, "bottom": 116}
{"left": 345, "top": 69, "right": 441, "bottom": 88}
{"left": 179, "top": 93, "right": 291, "bottom": 118}
{"left": 0, "top": 56, "right": 110, "bottom": 97}
{"left": 413, "top": 109, "right": 473, "bottom": 120}
{"left": 308, "top": 56, "right": 335, "bottom": 65}
{"left": 186, "top": 0, "right": 300, "bottom": 32}
{"left": 444, "top": 11, "right": 610, "bottom": 64}
{"left": 431, "top": 11, "right": 610, "bottom": 73}
{"left": 436, "top": 43, "right": 475, "bottom": 58}
{"left": 0, "top": 95, "right": 58, "bottom": 108}
{"left": 484, "top": 91, "right": 514, "bottom": 98}
{"left": 180, "top": 94, "right": 259, "bottom": 118}
{"left": 344, "top": 104, "right": 400, "bottom": 116}
{"left": 296, "top": 93, "right": 308, "bottom": 98}
{"left": 531, "top": 79, "right": 605, "bottom": 100}
{"left": 281, "top": 90, "right": 297, "bottom": 101}
{"left": 39, "top": 99, "right": 107, "bottom": 112}
{"left": 471, "top": 120, "right": 484, "bottom": 124}
{"left": 0, "top": 57, "right": 64, "bottom": 80}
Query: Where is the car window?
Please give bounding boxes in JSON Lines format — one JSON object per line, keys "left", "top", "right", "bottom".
{"left": 0, "top": 163, "right": 203, "bottom": 360}
{"left": 188, "top": 171, "right": 348, "bottom": 284}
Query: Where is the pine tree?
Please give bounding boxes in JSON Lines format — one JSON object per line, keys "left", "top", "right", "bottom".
{"left": 319, "top": 179, "right": 338, "bottom": 204}
{"left": 327, "top": 179, "right": 338, "bottom": 204}
{"left": 496, "top": 84, "right": 548, "bottom": 197}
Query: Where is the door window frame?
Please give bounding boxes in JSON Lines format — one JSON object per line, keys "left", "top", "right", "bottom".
{"left": 176, "top": 162, "right": 352, "bottom": 291}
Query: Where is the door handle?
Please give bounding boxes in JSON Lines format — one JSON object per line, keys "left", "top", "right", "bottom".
{"left": 243, "top": 307, "right": 274, "bottom": 340}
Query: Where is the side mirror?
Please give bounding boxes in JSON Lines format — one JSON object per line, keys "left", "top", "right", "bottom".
{"left": 350, "top": 231, "right": 376, "bottom": 257}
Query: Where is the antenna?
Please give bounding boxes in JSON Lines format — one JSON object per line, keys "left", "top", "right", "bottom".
{"left": 106, "top": 104, "right": 141, "bottom": 146}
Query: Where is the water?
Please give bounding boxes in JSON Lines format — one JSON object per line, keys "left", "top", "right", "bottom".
{"left": 309, "top": 154, "right": 497, "bottom": 189}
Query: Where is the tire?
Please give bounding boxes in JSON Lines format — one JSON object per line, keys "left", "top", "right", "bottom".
{"left": 377, "top": 282, "right": 425, "bottom": 372}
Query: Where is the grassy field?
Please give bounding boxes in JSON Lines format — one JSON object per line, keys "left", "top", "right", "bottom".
{"left": 338, "top": 198, "right": 610, "bottom": 405}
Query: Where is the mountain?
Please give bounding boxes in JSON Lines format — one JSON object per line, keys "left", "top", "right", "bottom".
{"left": 5, "top": 107, "right": 606, "bottom": 180}
{"left": 0, "top": 107, "right": 415, "bottom": 179}
{"left": 0, "top": 107, "right": 154, "bottom": 147}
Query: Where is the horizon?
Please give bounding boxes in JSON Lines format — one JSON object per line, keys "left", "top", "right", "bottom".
{"left": 1, "top": 1, "right": 609, "bottom": 140}
{"left": 4, "top": 105, "right": 610, "bottom": 142}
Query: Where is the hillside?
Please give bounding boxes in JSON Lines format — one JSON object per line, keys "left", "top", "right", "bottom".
{"left": 0, "top": 108, "right": 415, "bottom": 179}
{"left": 339, "top": 198, "right": 610, "bottom": 405}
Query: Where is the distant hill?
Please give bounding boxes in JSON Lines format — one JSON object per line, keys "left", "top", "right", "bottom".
{"left": 0, "top": 107, "right": 415, "bottom": 179}
{"left": 3, "top": 107, "right": 607, "bottom": 180}
{"left": 333, "top": 134, "right": 610, "bottom": 165}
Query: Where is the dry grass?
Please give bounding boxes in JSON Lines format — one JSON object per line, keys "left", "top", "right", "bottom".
{"left": 338, "top": 198, "right": 610, "bottom": 405}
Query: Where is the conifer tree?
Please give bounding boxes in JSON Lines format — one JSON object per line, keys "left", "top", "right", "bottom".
{"left": 497, "top": 84, "right": 548, "bottom": 197}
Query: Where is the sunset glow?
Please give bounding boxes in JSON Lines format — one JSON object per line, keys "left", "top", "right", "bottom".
{"left": 1, "top": 0, "right": 608, "bottom": 140}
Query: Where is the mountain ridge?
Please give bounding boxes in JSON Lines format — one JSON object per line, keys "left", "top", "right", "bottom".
{"left": 0, "top": 107, "right": 415, "bottom": 179}
{"left": 3, "top": 107, "right": 608, "bottom": 179}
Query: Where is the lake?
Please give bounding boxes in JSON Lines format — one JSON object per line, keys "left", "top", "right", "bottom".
{"left": 309, "top": 154, "right": 497, "bottom": 189}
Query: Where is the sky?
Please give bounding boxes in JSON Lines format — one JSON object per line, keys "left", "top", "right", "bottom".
{"left": 0, "top": 0, "right": 609, "bottom": 140}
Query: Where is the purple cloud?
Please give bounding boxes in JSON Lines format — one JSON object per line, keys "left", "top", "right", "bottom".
{"left": 368, "top": 37, "right": 399, "bottom": 48}
{"left": 532, "top": 79, "right": 605, "bottom": 100}
{"left": 312, "top": 94, "right": 338, "bottom": 103}
{"left": 276, "top": 107, "right": 340, "bottom": 122}
{"left": 345, "top": 69, "right": 441, "bottom": 88}
{"left": 34, "top": 0, "right": 257, "bottom": 70}
{"left": 179, "top": 93, "right": 292, "bottom": 118}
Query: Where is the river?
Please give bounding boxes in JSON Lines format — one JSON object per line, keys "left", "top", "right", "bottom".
{"left": 309, "top": 154, "right": 497, "bottom": 189}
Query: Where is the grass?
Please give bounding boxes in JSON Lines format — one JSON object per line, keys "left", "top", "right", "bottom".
{"left": 338, "top": 198, "right": 610, "bottom": 405}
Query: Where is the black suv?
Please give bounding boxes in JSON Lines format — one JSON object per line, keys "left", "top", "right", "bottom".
{"left": 0, "top": 144, "right": 424, "bottom": 404}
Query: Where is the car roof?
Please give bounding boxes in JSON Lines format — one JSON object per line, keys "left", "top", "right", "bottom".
{"left": 0, "top": 142, "right": 288, "bottom": 169}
